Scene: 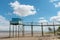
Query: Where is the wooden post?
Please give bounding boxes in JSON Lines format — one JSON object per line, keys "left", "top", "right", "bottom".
{"left": 53, "top": 22, "right": 55, "bottom": 36}
{"left": 31, "top": 22, "right": 33, "bottom": 37}
{"left": 18, "top": 25, "right": 20, "bottom": 37}
{"left": 22, "top": 25, "right": 24, "bottom": 37}
{"left": 15, "top": 25, "right": 17, "bottom": 37}
{"left": 41, "top": 23, "right": 43, "bottom": 36}
{"left": 13, "top": 25, "right": 14, "bottom": 37}
{"left": 9, "top": 25, "right": 11, "bottom": 38}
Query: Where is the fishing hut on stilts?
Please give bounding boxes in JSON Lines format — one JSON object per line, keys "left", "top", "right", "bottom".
{"left": 9, "top": 18, "right": 24, "bottom": 38}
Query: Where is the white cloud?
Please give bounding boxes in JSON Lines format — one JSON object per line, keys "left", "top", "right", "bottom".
{"left": 49, "top": 0, "right": 60, "bottom": 8}
{"left": 50, "top": 11, "right": 60, "bottom": 22}
{"left": 39, "top": 17, "right": 48, "bottom": 23}
{"left": 0, "top": 15, "right": 9, "bottom": 31}
{"left": 10, "top": 1, "right": 36, "bottom": 17}
{"left": 50, "top": 0, "right": 58, "bottom": 3}
{"left": 53, "top": 2, "right": 60, "bottom": 7}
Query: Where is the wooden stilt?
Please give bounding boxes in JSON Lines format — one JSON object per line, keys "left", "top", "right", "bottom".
{"left": 9, "top": 25, "right": 11, "bottom": 38}
{"left": 13, "top": 25, "right": 14, "bottom": 38}
{"left": 15, "top": 25, "right": 17, "bottom": 37}
{"left": 18, "top": 25, "right": 20, "bottom": 37}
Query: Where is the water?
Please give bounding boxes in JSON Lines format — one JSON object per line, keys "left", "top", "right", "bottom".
{"left": 0, "top": 31, "right": 42, "bottom": 37}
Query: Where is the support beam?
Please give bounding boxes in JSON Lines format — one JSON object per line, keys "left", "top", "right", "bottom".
{"left": 24, "top": 24, "right": 60, "bottom": 26}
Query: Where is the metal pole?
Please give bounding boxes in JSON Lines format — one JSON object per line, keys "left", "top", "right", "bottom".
{"left": 31, "top": 22, "right": 33, "bottom": 37}
{"left": 41, "top": 23, "right": 43, "bottom": 36}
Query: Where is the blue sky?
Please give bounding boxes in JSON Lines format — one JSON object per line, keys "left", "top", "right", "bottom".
{"left": 0, "top": 0, "right": 60, "bottom": 31}
{"left": 0, "top": 0, "right": 59, "bottom": 22}
{"left": 0, "top": 0, "right": 60, "bottom": 21}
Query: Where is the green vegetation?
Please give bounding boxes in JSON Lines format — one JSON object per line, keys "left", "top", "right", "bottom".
{"left": 57, "top": 26, "right": 60, "bottom": 32}
{"left": 56, "top": 26, "right": 60, "bottom": 36}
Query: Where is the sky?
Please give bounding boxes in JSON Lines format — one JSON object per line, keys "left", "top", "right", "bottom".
{"left": 0, "top": 0, "right": 60, "bottom": 31}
